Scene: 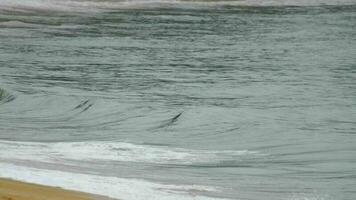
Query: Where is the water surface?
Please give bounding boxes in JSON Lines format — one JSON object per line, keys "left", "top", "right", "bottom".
{"left": 0, "top": 1, "right": 355, "bottom": 200}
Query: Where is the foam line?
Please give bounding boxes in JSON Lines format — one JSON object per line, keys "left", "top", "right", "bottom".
{"left": 0, "top": 162, "right": 228, "bottom": 200}
{"left": 0, "top": 0, "right": 354, "bottom": 14}
{"left": 0, "top": 140, "right": 259, "bottom": 164}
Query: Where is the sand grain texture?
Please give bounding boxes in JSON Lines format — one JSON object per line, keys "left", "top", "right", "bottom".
{"left": 0, "top": 178, "right": 108, "bottom": 200}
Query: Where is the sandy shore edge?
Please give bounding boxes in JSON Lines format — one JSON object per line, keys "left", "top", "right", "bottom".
{"left": 0, "top": 178, "right": 114, "bottom": 200}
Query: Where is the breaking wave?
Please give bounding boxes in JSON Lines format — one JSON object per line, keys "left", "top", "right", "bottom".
{"left": 0, "top": 140, "right": 261, "bottom": 165}
{"left": 0, "top": 0, "right": 355, "bottom": 13}
{"left": 0, "top": 163, "right": 228, "bottom": 200}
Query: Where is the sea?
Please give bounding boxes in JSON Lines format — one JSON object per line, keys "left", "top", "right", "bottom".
{"left": 0, "top": 0, "right": 355, "bottom": 200}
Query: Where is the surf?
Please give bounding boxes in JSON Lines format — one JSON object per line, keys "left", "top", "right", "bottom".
{"left": 0, "top": 140, "right": 261, "bottom": 165}
{"left": 0, "top": 163, "right": 227, "bottom": 200}
{"left": 1, "top": 0, "right": 355, "bottom": 14}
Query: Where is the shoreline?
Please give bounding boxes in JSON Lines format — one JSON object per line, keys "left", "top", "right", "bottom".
{"left": 0, "top": 178, "right": 114, "bottom": 200}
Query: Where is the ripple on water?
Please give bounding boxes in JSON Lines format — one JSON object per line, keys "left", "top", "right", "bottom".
{"left": 0, "top": 88, "right": 16, "bottom": 105}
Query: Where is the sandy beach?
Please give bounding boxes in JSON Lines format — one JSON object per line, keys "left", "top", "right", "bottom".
{"left": 0, "top": 178, "right": 109, "bottom": 200}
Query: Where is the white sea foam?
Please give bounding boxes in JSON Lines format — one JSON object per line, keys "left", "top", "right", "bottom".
{"left": 0, "top": 140, "right": 258, "bottom": 164}
{"left": 287, "top": 193, "right": 329, "bottom": 200}
{"left": 0, "top": 162, "right": 227, "bottom": 200}
{"left": 0, "top": 0, "right": 179, "bottom": 13}
{"left": 0, "top": 0, "right": 354, "bottom": 13}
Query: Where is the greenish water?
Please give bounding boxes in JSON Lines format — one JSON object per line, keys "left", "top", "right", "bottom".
{"left": 0, "top": 1, "right": 355, "bottom": 200}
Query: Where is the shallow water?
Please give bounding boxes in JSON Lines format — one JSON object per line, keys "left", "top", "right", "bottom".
{"left": 0, "top": 1, "right": 355, "bottom": 200}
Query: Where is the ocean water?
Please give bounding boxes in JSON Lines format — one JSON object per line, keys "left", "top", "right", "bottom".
{"left": 0, "top": 0, "right": 355, "bottom": 200}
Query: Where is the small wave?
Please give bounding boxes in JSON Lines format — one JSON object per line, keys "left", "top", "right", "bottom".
{"left": 155, "top": 112, "right": 183, "bottom": 129}
{"left": 0, "top": 140, "right": 261, "bottom": 165}
{"left": 0, "top": 88, "right": 16, "bottom": 105}
{"left": 73, "top": 99, "right": 94, "bottom": 113}
{"left": 0, "top": 163, "right": 228, "bottom": 200}
{"left": 287, "top": 193, "right": 329, "bottom": 200}
{"left": 0, "top": 21, "right": 43, "bottom": 28}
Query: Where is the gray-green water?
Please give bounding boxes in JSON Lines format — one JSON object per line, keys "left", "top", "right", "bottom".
{"left": 0, "top": 1, "right": 355, "bottom": 200}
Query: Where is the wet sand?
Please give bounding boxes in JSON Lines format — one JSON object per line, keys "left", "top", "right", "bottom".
{"left": 0, "top": 178, "right": 111, "bottom": 200}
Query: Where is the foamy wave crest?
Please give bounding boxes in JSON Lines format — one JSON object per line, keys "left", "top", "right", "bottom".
{"left": 0, "top": 0, "right": 180, "bottom": 13}
{"left": 287, "top": 193, "right": 329, "bottom": 200}
{"left": 0, "top": 163, "right": 228, "bottom": 200}
{"left": 0, "top": 140, "right": 260, "bottom": 165}
{"left": 0, "top": 0, "right": 355, "bottom": 13}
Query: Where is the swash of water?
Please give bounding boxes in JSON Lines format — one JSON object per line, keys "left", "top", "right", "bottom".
{"left": 0, "top": 0, "right": 355, "bottom": 200}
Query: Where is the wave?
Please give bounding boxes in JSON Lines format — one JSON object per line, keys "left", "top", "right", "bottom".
{"left": 0, "top": 20, "right": 45, "bottom": 28}
{"left": 287, "top": 193, "right": 328, "bottom": 200}
{"left": 0, "top": 88, "right": 16, "bottom": 105}
{"left": 0, "top": 0, "right": 179, "bottom": 13}
{"left": 0, "top": 0, "right": 355, "bottom": 13}
{"left": 0, "top": 162, "right": 227, "bottom": 200}
{"left": 0, "top": 140, "right": 260, "bottom": 165}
